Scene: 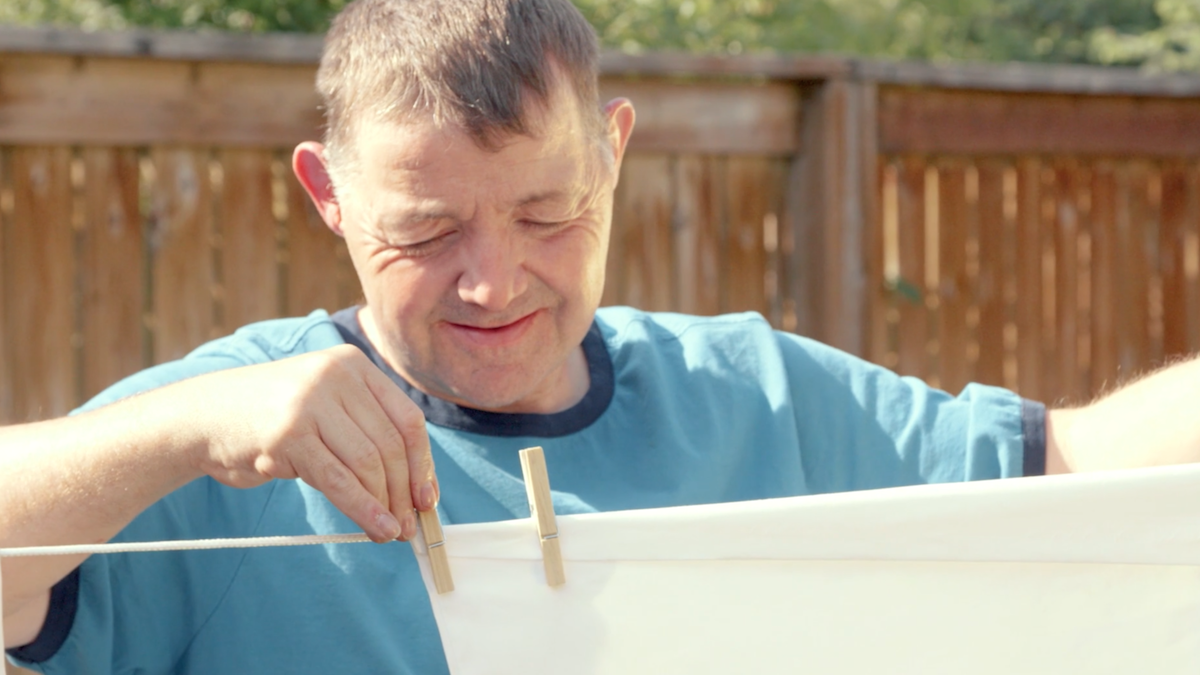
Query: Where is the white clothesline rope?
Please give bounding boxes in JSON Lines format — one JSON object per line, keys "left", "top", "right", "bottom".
{"left": 0, "top": 533, "right": 373, "bottom": 558}
{"left": 3, "top": 534, "right": 374, "bottom": 653}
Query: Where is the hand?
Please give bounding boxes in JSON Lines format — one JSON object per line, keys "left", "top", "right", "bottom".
{"left": 176, "top": 345, "right": 436, "bottom": 542}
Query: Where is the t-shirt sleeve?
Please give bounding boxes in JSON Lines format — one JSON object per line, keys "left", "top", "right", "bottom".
{"left": 7, "top": 312, "right": 346, "bottom": 673}
{"left": 775, "top": 331, "right": 1043, "bottom": 495}
{"left": 7, "top": 355, "right": 267, "bottom": 673}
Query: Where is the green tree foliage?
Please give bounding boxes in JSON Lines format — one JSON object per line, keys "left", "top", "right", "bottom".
{"left": 1, "top": 0, "right": 125, "bottom": 30}
{"left": 574, "top": 0, "right": 1159, "bottom": 64}
{"left": 1, "top": 0, "right": 1182, "bottom": 70}
{"left": 1091, "top": 0, "right": 1200, "bottom": 70}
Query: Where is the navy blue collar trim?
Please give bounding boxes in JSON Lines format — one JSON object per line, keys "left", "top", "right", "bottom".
{"left": 331, "top": 307, "right": 614, "bottom": 438}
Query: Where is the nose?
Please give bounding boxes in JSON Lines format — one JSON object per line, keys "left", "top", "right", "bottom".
{"left": 456, "top": 227, "right": 528, "bottom": 311}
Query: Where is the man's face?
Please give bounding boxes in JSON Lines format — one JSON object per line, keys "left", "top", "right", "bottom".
{"left": 330, "top": 88, "right": 631, "bottom": 413}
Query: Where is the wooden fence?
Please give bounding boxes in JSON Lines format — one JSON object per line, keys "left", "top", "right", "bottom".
{"left": 2, "top": 27, "right": 1200, "bottom": 426}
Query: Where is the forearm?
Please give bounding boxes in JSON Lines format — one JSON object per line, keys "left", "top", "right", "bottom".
{"left": 1047, "top": 355, "right": 1200, "bottom": 473}
{"left": 0, "top": 389, "right": 205, "bottom": 623}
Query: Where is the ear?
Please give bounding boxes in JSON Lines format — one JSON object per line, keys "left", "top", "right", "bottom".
{"left": 602, "top": 98, "right": 636, "bottom": 184}
{"left": 292, "top": 142, "right": 345, "bottom": 237}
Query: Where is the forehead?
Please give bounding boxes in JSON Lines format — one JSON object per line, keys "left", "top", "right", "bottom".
{"left": 350, "top": 95, "right": 599, "bottom": 208}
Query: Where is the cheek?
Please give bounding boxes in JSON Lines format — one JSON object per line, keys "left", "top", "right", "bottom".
{"left": 533, "top": 227, "right": 607, "bottom": 303}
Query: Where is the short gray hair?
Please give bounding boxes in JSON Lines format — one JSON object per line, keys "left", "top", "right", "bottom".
{"left": 317, "top": 0, "right": 603, "bottom": 182}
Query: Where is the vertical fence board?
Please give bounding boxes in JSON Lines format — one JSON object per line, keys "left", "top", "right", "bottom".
{"left": 937, "top": 161, "right": 970, "bottom": 394}
{"left": 0, "top": 150, "right": 9, "bottom": 422}
{"left": 285, "top": 172, "right": 342, "bottom": 315}
{"left": 218, "top": 149, "right": 280, "bottom": 331}
{"left": 1090, "top": 163, "right": 1119, "bottom": 393}
{"left": 725, "top": 157, "right": 776, "bottom": 317}
{"left": 1015, "top": 158, "right": 1043, "bottom": 401}
{"left": 974, "top": 160, "right": 1007, "bottom": 388}
{"left": 1119, "top": 163, "right": 1153, "bottom": 377}
{"left": 6, "top": 147, "right": 75, "bottom": 421}
{"left": 1052, "top": 162, "right": 1081, "bottom": 404}
{"left": 81, "top": 147, "right": 144, "bottom": 399}
{"left": 860, "top": 84, "right": 887, "bottom": 365}
{"left": 150, "top": 147, "right": 214, "bottom": 363}
{"left": 895, "top": 158, "right": 927, "bottom": 380}
{"left": 1160, "top": 161, "right": 1191, "bottom": 359}
{"left": 609, "top": 154, "right": 674, "bottom": 311}
{"left": 1189, "top": 164, "right": 1200, "bottom": 353}
{"left": 672, "top": 155, "right": 723, "bottom": 317}
{"left": 867, "top": 159, "right": 889, "bottom": 364}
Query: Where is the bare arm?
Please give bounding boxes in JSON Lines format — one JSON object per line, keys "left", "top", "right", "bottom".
{"left": 1046, "top": 355, "right": 1200, "bottom": 474}
{"left": 1, "top": 345, "right": 436, "bottom": 648}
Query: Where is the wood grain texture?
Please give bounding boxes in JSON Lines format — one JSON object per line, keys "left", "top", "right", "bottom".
{"left": 600, "top": 79, "right": 801, "bottom": 155}
{"left": 1089, "top": 163, "right": 1119, "bottom": 392}
{"left": 937, "top": 161, "right": 969, "bottom": 395}
{"left": 724, "top": 157, "right": 777, "bottom": 318}
{"left": 1014, "top": 158, "right": 1043, "bottom": 401}
{"left": 0, "top": 55, "right": 322, "bottom": 146}
{"left": 1118, "top": 163, "right": 1153, "bottom": 378}
{"left": 607, "top": 154, "right": 674, "bottom": 312}
{"left": 217, "top": 149, "right": 280, "bottom": 332}
{"left": 518, "top": 447, "right": 565, "bottom": 588}
{"left": 0, "top": 149, "right": 9, "bottom": 422}
{"left": 6, "top": 147, "right": 75, "bottom": 421}
{"left": 859, "top": 84, "right": 887, "bottom": 365}
{"left": 417, "top": 508, "right": 454, "bottom": 595}
{"left": 787, "top": 80, "right": 871, "bottom": 355}
{"left": 80, "top": 147, "right": 145, "bottom": 399}
{"left": 1159, "top": 161, "right": 1192, "bottom": 359}
{"left": 672, "top": 155, "right": 723, "bottom": 317}
{"left": 1052, "top": 162, "right": 1083, "bottom": 405}
{"left": 880, "top": 88, "right": 1200, "bottom": 157}
{"left": 149, "top": 147, "right": 214, "bottom": 363}
{"left": 895, "top": 158, "right": 928, "bottom": 381}
{"left": 284, "top": 170, "right": 343, "bottom": 316}
{"left": 0, "top": 54, "right": 800, "bottom": 153}
{"left": 973, "top": 160, "right": 1008, "bottom": 389}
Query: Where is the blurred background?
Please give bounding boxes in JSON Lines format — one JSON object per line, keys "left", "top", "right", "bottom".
{"left": 5, "top": 0, "right": 1199, "bottom": 69}
{"left": 0, "top": 0, "right": 1198, "bottom": 418}
{"left": 3, "top": 1, "right": 1200, "bottom": 672}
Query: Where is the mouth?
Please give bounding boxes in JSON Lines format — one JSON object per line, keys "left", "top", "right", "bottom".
{"left": 443, "top": 310, "right": 541, "bottom": 347}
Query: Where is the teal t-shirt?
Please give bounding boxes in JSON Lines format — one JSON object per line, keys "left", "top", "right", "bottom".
{"left": 9, "top": 307, "right": 1041, "bottom": 674}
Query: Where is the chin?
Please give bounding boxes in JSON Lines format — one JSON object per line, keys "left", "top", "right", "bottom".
{"left": 445, "top": 368, "right": 553, "bottom": 413}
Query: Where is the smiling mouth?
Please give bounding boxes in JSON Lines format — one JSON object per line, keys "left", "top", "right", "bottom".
{"left": 444, "top": 311, "right": 540, "bottom": 346}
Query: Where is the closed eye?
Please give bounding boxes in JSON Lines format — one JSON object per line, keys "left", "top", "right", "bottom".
{"left": 395, "top": 230, "right": 459, "bottom": 257}
{"left": 521, "top": 219, "right": 571, "bottom": 232}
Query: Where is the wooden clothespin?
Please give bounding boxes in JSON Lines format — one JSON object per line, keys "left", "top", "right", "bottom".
{"left": 417, "top": 509, "right": 454, "bottom": 594}
{"left": 519, "top": 447, "right": 565, "bottom": 587}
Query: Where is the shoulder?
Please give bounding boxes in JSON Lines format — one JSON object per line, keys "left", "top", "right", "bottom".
{"left": 79, "top": 310, "right": 346, "bottom": 412}
{"left": 595, "top": 306, "right": 776, "bottom": 348}
{"left": 594, "top": 306, "right": 851, "bottom": 369}
{"left": 593, "top": 307, "right": 798, "bottom": 389}
{"left": 189, "top": 310, "right": 345, "bottom": 363}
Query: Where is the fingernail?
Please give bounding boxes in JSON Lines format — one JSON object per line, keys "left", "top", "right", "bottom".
{"left": 418, "top": 481, "right": 437, "bottom": 510}
{"left": 401, "top": 510, "right": 417, "bottom": 541}
{"left": 376, "top": 512, "right": 402, "bottom": 541}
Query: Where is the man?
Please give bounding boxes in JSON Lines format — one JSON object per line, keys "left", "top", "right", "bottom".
{"left": 3, "top": 0, "right": 1199, "bottom": 671}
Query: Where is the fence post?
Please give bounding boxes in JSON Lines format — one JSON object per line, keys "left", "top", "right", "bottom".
{"left": 786, "top": 77, "right": 879, "bottom": 359}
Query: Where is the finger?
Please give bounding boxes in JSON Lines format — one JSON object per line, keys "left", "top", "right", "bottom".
{"left": 341, "top": 387, "right": 415, "bottom": 541}
{"left": 337, "top": 371, "right": 421, "bottom": 540}
{"left": 364, "top": 367, "right": 437, "bottom": 512}
{"left": 291, "top": 435, "right": 401, "bottom": 543}
{"left": 317, "top": 407, "right": 389, "bottom": 510}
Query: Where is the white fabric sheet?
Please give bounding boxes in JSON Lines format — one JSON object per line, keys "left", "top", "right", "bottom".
{"left": 414, "top": 465, "right": 1200, "bottom": 674}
